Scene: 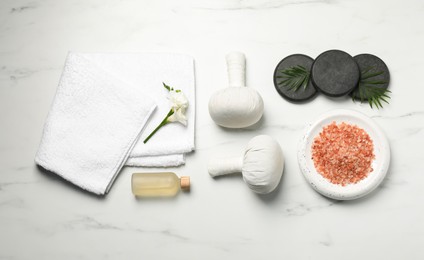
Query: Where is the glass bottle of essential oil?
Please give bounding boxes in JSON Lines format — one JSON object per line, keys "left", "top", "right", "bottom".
{"left": 131, "top": 172, "right": 190, "bottom": 197}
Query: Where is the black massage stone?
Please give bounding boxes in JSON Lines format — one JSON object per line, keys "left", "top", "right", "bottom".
{"left": 273, "top": 54, "right": 317, "bottom": 103}
{"left": 351, "top": 53, "right": 390, "bottom": 100}
{"left": 311, "top": 50, "right": 360, "bottom": 97}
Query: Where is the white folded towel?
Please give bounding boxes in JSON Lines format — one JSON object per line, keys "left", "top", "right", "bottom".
{"left": 125, "top": 154, "right": 185, "bottom": 167}
{"left": 35, "top": 53, "right": 156, "bottom": 195}
{"left": 80, "top": 53, "right": 195, "bottom": 166}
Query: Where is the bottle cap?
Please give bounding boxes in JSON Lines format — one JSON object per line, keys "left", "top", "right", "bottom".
{"left": 180, "top": 176, "right": 190, "bottom": 190}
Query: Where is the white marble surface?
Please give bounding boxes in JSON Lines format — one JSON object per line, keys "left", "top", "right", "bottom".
{"left": 1, "top": 0, "right": 424, "bottom": 259}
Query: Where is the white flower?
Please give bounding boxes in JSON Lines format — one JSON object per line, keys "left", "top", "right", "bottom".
{"left": 167, "top": 107, "right": 187, "bottom": 126}
{"left": 143, "top": 84, "right": 190, "bottom": 143}
{"left": 167, "top": 90, "right": 189, "bottom": 126}
{"left": 168, "top": 90, "right": 189, "bottom": 111}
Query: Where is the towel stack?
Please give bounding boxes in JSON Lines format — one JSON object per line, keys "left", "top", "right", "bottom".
{"left": 35, "top": 52, "right": 195, "bottom": 195}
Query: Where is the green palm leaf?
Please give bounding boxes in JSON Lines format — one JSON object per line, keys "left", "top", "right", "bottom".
{"left": 277, "top": 65, "right": 311, "bottom": 92}
{"left": 352, "top": 66, "right": 390, "bottom": 109}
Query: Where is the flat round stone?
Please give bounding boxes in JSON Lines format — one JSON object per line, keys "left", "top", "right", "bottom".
{"left": 311, "top": 50, "right": 360, "bottom": 97}
{"left": 273, "top": 54, "right": 317, "bottom": 102}
{"left": 351, "top": 53, "right": 390, "bottom": 100}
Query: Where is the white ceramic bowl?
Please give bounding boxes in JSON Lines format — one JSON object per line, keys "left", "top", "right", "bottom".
{"left": 298, "top": 109, "right": 390, "bottom": 200}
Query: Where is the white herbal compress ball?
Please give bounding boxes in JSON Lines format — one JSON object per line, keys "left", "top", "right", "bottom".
{"left": 208, "top": 52, "right": 264, "bottom": 128}
{"left": 208, "top": 135, "right": 284, "bottom": 194}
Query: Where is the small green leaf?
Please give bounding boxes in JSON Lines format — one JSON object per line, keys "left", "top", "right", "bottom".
{"left": 352, "top": 66, "right": 390, "bottom": 109}
{"left": 362, "top": 71, "right": 384, "bottom": 80}
{"left": 277, "top": 65, "right": 311, "bottom": 92}
{"left": 163, "top": 82, "right": 173, "bottom": 91}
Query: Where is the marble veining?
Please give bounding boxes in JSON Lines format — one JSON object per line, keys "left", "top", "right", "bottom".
{"left": 371, "top": 110, "right": 424, "bottom": 119}
{"left": 282, "top": 201, "right": 339, "bottom": 217}
{"left": 10, "top": 3, "right": 38, "bottom": 14}
{"left": 192, "top": 0, "right": 337, "bottom": 11}
{"left": 0, "top": 181, "right": 37, "bottom": 191}
{"left": 1, "top": 0, "right": 424, "bottom": 259}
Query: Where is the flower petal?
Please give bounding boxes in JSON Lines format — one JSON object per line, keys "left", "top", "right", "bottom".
{"left": 167, "top": 108, "right": 187, "bottom": 126}
{"left": 168, "top": 90, "right": 189, "bottom": 110}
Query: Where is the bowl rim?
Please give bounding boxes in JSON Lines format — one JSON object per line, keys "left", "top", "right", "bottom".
{"left": 297, "top": 109, "right": 390, "bottom": 200}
